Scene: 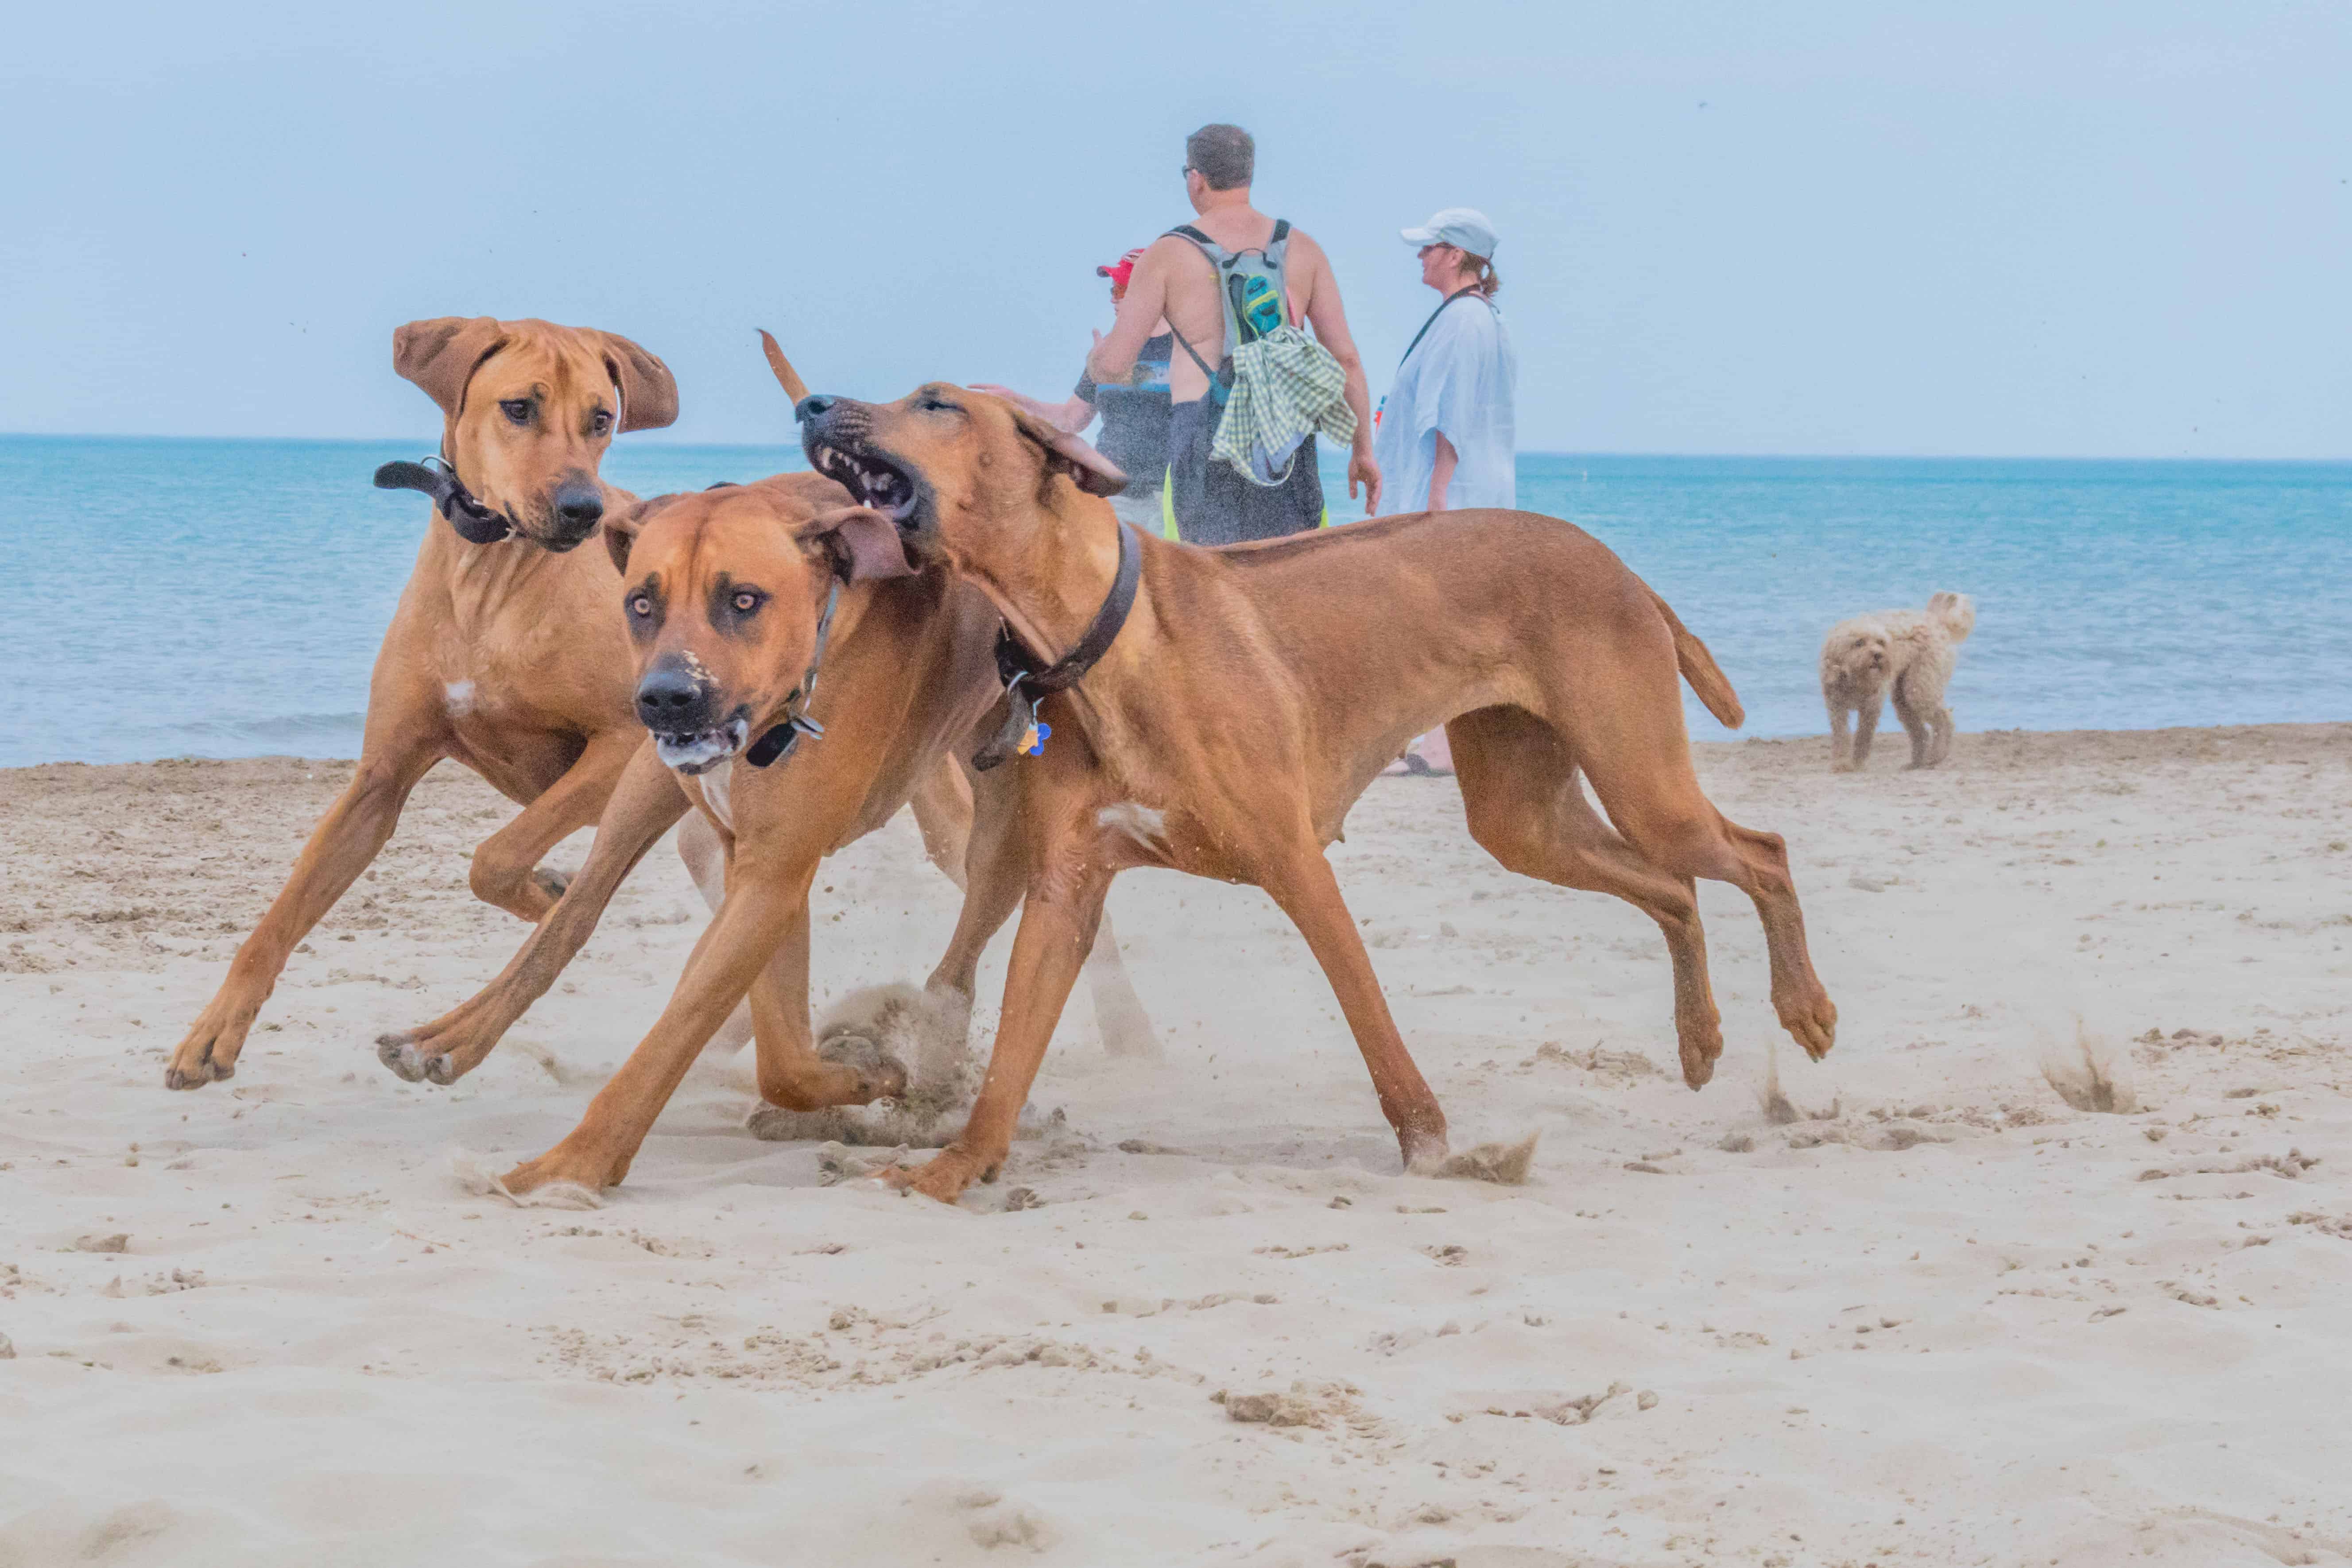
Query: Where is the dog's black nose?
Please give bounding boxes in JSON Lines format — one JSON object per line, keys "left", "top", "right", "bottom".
{"left": 554, "top": 481, "right": 604, "bottom": 529}
{"left": 794, "top": 395, "right": 835, "bottom": 425}
{"left": 635, "top": 663, "right": 715, "bottom": 732}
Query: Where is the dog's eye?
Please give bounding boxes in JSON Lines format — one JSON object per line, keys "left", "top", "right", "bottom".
{"left": 916, "top": 392, "right": 957, "bottom": 414}
{"left": 500, "top": 399, "right": 533, "bottom": 426}
{"left": 588, "top": 409, "right": 613, "bottom": 436}
{"left": 628, "top": 595, "right": 652, "bottom": 618}
{"left": 731, "top": 589, "right": 763, "bottom": 615}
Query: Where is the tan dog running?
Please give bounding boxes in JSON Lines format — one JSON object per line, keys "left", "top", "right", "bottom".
{"left": 165, "top": 316, "right": 682, "bottom": 1089}
{"left": 797, "top": 384, "right": 1839, "bottom": 1203}
{"left": 475, "top": 351, "right": 1156, "bottom": 1199}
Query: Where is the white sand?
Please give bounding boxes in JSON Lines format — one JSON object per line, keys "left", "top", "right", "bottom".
{"left": 3, "top": 725, "right": 2349, "bottom": 1567}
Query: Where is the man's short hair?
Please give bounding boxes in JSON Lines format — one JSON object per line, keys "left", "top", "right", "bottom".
{"left": 1185, "top": 124, "right": 1254, "bottom": 191}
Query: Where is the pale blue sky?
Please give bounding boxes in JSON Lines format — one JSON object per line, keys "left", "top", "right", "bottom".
{"left": 4, "top": 2, "right": 2345, "bottom": 456}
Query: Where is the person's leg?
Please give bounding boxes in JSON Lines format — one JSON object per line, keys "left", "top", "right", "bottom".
{"left": 1164, "top": 398, "right": 1217, "bottom": 544}
{"left": 1220, "top": 432, "right": 1323, "bottom": 544}
{"left": 1281, "top": 433, "right": 1325, "bottom": 534}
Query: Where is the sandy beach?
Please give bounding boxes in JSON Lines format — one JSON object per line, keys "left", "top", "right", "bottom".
{"left": 2, "top": 723, "right": 2348, "bottom": 1567}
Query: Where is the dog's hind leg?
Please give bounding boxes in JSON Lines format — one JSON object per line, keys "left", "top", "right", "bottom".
{"left": 907, "top": 755, "right": 974, "bottom": 890}
{"left": 1891, "top": 678, "right": 1936, "bottom": 770}
{"left": 1081, "top": 910, "right": 1162, "bottom": 1060}
{"left": 1452, "top": 706, "right": 1725, "bottom": 1088}
{"left": 1546, "top": 650, "right": 1838, "bottom": 1067}
{"left": 1928, "top": 701, "right": 1957, "bottom": 767}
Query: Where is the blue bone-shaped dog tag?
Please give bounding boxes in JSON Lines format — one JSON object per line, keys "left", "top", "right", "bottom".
{"left": 1022, "top": 721, "right": 1051, "bottom": 757}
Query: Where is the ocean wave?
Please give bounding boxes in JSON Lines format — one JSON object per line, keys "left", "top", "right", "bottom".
{"left": 153, "top": 712, "right": 368, "bottom": 746}
{"left": 0, "top": 712, "right": 368, "bottom": 769}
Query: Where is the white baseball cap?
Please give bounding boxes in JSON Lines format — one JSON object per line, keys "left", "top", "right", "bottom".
{"left": 1400, "top": 207, "right": 1497, "bottom": 260}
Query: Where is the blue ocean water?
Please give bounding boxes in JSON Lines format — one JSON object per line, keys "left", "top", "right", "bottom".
{"left": 3, "top": 435, "right": 2345, "bottom": 769}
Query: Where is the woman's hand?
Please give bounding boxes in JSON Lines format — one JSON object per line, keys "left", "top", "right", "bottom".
{"left": 969, "top": 385, "right": 1093, "bottom": 434}
{"left": 1348, "top": 444, "right": 1383, "bottom": 516}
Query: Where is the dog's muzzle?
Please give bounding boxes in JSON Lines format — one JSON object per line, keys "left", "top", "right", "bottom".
{"left": 799, "top": 396, "right": 927, "bottom": 528}
{"left": 539, "top": 477, "right": 606, "bottom": 552}
{"left": 635, "top": 660, "right": 748, "bottom": 774}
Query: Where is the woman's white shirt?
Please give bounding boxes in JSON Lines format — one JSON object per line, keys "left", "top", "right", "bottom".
{"left": 1371, "top": 294, "right": 1517, "bottom": 516}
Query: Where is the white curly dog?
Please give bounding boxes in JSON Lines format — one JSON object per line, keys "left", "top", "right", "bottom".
{"left": 1819, "top": 592, "right": 1976, "bottom": 772}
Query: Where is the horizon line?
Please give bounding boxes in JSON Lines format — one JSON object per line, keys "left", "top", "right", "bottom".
{"left": 4, "top": 430, "right": 2349, "bottom": 466}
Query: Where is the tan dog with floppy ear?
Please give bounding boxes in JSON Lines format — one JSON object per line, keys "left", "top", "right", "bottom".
{"left": 799, "top": 382, "right": 1836, "bottom": 1203}
{"left": 481, "top": 474, "right": 1007, "bottom": 1197}
{"left": 166, "top": 316, "right": 682, "bottom": 1090}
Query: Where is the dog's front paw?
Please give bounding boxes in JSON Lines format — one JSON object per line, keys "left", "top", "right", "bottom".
{"left": 881, "top": 1144, "right": 998, "bottom": 1205}
{"left": 166, "top": 999, "right": 252, "bottom": 1089}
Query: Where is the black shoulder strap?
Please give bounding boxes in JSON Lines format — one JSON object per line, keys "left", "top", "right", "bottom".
{"left": 1270, "top": 218, "right": 1290, "bottom": 245}
{"left": 1396, "top": 287, "right": 1483, "bottom": 370}
{"left": 1169, "top": 323, "right": 1218, "bottom": 383}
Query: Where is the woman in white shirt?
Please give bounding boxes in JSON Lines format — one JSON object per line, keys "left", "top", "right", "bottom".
{"left": 1373, "top": 208, "right": 1518, "bottom": 774}
{"left": 1372, "top": 208, "right": 1517, "bottom": 517}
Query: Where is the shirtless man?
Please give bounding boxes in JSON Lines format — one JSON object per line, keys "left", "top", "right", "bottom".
{"left": 1088, "top": 123, "right": 1383, "bottom": 538}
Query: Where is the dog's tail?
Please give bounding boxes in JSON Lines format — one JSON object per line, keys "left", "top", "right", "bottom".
{"left": 1646, "top": 585, "right": 1745, "bottom": 729}
{"left": 757, "top": 329, "right": 809, "bottom": 403}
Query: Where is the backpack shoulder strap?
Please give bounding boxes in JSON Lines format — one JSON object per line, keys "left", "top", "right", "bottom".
{"left": 1163, "top": 224, "right": 1241, "bottom": 376}
{"left": 1164, "top": 224, "right": 1227, "bottom": 265}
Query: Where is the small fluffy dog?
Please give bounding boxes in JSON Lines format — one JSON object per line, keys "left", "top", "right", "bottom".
{"left": 1819, "top": 592, "right": 1976, "bottom": 771}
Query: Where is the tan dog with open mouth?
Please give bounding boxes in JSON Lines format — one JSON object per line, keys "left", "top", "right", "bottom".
{"left": 166, "top": 316, "right": 683, "bottom": 1090}
{"left": 473, "top": 345, "right": 1159, "bottom": 1199}
{"left": 796, "top": 383, "right": 1839, "bottom": 1203}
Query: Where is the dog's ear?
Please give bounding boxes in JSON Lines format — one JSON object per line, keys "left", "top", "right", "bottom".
{"left": 602, "top": 492, "right": 684, "bottom": 576}
{"left": 799, "top": 506, "right": 915, "bottom": 582}
{"left": 586, "top": 331, "right": 679, "bottom": 433}
{"left": 393, "top": 317, "right": 508, "bottom": 418}
{"left": 1005, "top": 403, "right": 1129, "bottom": 497}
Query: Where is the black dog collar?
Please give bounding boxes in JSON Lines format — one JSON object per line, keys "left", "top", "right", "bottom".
{"left": 973, "top": 522, "right": 1140, "bottom": 772}
{"left": 373, "top": 456, "right": 514, "bottom": 545}
{"left": 742, "top": 577, "right": 843, "bottom": 769}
